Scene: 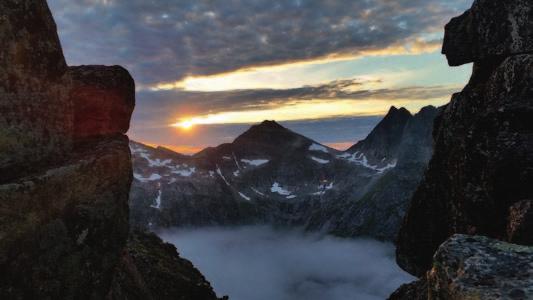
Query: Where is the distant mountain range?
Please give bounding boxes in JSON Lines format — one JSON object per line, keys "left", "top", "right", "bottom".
{"left": 129, "top": 105, "right": 439, "bottom": 240}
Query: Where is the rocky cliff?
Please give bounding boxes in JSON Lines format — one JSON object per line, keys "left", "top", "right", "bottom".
{"left": 0, "top": 1, "right": 220, "bottom": 299}
{"left": 396, "top": 0, "right": 533, "bottom": 277}
{"left": 391, "top": 0, "right": 533, "bottom": 298}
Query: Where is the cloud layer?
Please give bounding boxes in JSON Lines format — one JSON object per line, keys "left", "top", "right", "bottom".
{"left": 48, "top": 0, "right": 470, "bottom": 85}
{"left": 159, "top": 226, "right": 414, "bottom": 300}
{"left": 133, "top": 78, "right": 459, "bottom": 128}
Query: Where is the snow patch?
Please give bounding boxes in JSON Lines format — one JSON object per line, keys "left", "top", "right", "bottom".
{"left": 134, "top": 173, "right": 162, "bottom": 182}
{"left": 309, "top": 143, "right": 329, "bottom": 153}
{"left": 286, "top": 195, "right": 297, "bottom": 199}
{"left": 251, "top": 187, "right": 265, "bottom": 196}
{"left": 313, "top": 181, "right": 334, "bottom": 196}
{"left": 216, "top": 165, "right": 230, "bottom": 186}
{"left": 238, "top": 192, "right": 251, "bottom": 201}
{"left": 233, "top": 170, "right": 240, "bottom": 177}
{"left": 311, "top": 156, "right": 330, "bottom": 164}
{"left": 241, "top": 159, "right": 269, "bottom": 166}
{"left": 151, "top": 183, "right": 162, "bottom": 209}
{"left": 139, "top": 152, "right": 171, "bottom": 167}
{"left": 337, "top": 151, "right": 397, "bottom": 173}
{"left": 375, "top": 162, "right": 397, "bottom": 173}
{"left": 271, "top": 182, "right": 291, "bottom": 196}
{"left": 171, "top": 167, "right": 196, "bottom": 177}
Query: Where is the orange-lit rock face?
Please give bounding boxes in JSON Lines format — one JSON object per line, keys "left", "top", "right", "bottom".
{"left": 68, "top": 66, "right": 135, "bottom": 140}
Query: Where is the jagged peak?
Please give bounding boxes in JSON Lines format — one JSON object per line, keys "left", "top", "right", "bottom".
{"left": 385, "top": 106, "right": 412, "bottom": 118}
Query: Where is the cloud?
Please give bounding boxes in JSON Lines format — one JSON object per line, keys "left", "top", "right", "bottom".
{"left": 48, "top": 0, "right": 470, "bottom": 86}
{"left": 159, "top": 226, "right": 414, "bottom": 300}
{"left": 132, "top": 79, "right": 459, "bottom": 127}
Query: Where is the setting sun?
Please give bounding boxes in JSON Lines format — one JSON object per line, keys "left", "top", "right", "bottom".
{"left": 177, "top": 120, "right": 194, "bottom": 130}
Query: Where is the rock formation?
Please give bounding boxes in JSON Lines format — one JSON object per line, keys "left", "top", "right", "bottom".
{"left": 392, "top": 235, "right": 533, "bottom": 300}
{"left": 396, "top": 0, "right": 533, "bottom": 277}
{"left": 0, "top": 1, "right": 220, "bottom": 299}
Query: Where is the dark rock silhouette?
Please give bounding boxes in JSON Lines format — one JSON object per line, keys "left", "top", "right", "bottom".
{"left": 0, "top": 1, "right": 220, "bottom": 299}
{"left": 396, "top": 0, "right": 533, "bottom": 278}
{"left": 507, "top": 200, "right": 533, "bottom": 245}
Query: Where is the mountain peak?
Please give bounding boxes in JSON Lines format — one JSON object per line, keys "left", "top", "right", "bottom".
{"left": 386, "top": 106, "right": 411, "bottom": 118}
{"left": 257, "top": 120, "right": 285, "bottom": 130}
{"left": 347, "top": 106, "right": 413, "bottom": 158}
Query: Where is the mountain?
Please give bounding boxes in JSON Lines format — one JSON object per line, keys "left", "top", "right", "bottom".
{"left": 0, "top": 2, "right": 220, "bottom": 299}
{"left": 347, "top": 106, "right": 413, "bottom": 168}
{"left": 391, "top": 0, "right": 533, "bottom": 298}
{"left": 130, "top": 106, "right": 439, "bottom": 240}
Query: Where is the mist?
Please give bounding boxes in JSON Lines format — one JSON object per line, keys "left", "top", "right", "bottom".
{"left": 159, "top": 226, "right": 413, "bottom": 300}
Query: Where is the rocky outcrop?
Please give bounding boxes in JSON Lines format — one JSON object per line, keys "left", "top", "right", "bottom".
{"left": 68, "top": 65, "right": 135, "bottom": 140}
{"left": 109, "top": 231, "right": 224, "bottom": 300}
{"left": 0, "top": 0, "right": 71, "bottom": 182}
{"left": 391, "top": 235, "right": 533, "bottom": 300}
{"left": 442, "top": 0, "right": 533, "bottom": 66}
{"left": 507, "top": 200, "right": 533, "bottom": 245}
{"left": 396, "top": 0, "right": 533, "bottom": 277}
{"left": 0, "top": 1, "right": 220, "bottom": 299}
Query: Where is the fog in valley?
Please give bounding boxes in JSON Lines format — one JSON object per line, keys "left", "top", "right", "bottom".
{"left": 159, "top": 226, "right": 414, "bottom": 300}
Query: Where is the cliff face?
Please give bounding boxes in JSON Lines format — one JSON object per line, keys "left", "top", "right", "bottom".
{"left": 0, "top": 1, "right": 220, "bottom": 299}
{"left": 396, "top": 0, "right": 533, "bottom": 278}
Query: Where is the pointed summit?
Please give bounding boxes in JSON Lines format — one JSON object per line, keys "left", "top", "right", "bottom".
{"left": 234, "top": 120, "right": 293, "bottom": 143}
{"left": 348, "top": 106, "right": 412, "bottom": 162}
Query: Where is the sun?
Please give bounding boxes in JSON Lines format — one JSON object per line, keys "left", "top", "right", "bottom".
{"left": 178, "top": 120, "right": 194, "bottom": 130}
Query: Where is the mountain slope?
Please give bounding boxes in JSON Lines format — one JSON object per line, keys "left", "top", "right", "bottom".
{"left": 130, "top": 106, "right": 438, "bottom": 240}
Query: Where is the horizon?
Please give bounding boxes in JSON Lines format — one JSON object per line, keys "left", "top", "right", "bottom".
{"left": 135, "top": 104, "right": 434, "bottom": 155}
{"left": 47, "top": 0, "right": 472, "bottom": 153}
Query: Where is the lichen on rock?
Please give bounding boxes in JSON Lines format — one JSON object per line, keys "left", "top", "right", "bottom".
{"left": 391, "top": 235, "right": 533, "bottom": 300}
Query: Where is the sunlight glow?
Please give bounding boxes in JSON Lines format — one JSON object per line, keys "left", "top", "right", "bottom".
{"left": 177, "top": 120, "right": 195, "bottom": 130}
{"left": 170, "top": 97, "right": 449, "bottom": 127}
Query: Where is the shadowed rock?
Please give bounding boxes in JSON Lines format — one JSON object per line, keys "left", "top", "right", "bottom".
{"left": 396, "top": 0, "right": 533, "bottom": 277}
{"left": 0, "top": 1, "right": 221, "bottom": 299}
{"left": 507, "top": 200, "right": 533, "bottom": 245}
{"left": 443, "top": 0, "right": 533, "bottom": 66}
{"left": 392, "top": 235, "right": 533, "bottom": 300}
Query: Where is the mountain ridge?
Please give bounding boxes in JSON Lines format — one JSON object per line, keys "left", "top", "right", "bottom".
{"left": 130, "top": 105, "right": 439, "bottom": 240}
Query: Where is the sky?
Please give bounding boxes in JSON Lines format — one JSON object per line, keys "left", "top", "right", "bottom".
{"left": 48, "top": 0, "right": 473, "bottom": 154}
{"left": 159, "top": 226, "right": 414, "bottom": 300}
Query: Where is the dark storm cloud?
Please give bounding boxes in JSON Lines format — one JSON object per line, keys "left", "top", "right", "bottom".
{"left": 48, "top": 0, "right": 470, "bottom": 86}
{"left": 132, "top": 79, "right": 458, "bottom": 127}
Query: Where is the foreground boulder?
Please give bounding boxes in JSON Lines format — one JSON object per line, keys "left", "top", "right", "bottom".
{"left": 391, "top": 235, "right": 533, "bottom": 300}
{"left": 396, "top": 0, "right": 533, "bottom": 277}
{"left": 0, "top": 1, "right": 220, "bottom": 299}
